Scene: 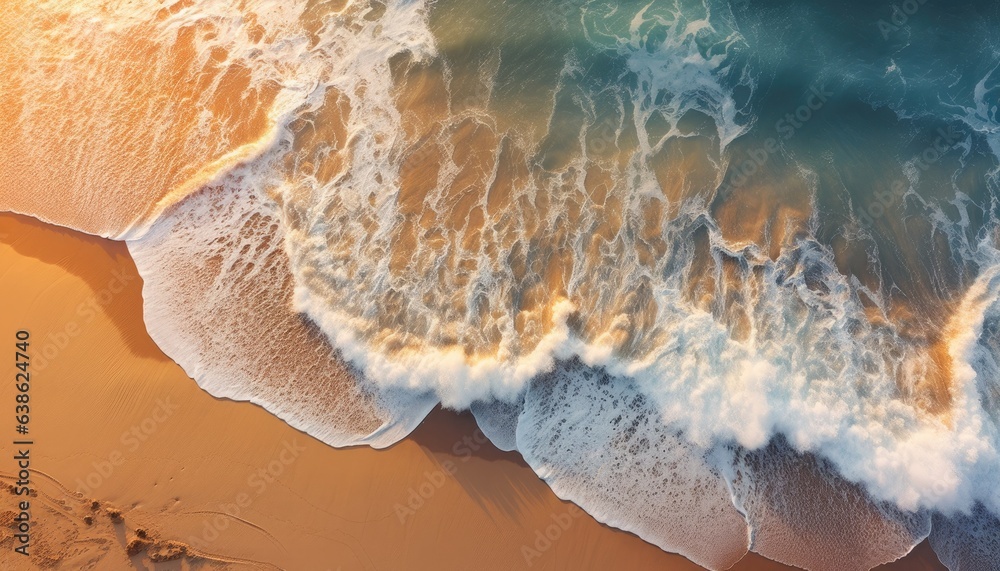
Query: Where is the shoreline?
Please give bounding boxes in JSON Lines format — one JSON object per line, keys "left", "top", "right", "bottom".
{"left": 0, "top": 211, "right": 945, "bottom": 570}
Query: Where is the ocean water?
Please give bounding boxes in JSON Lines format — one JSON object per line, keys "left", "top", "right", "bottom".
{"left": 2, "top": 0, "right": 1000, "bottom": 568}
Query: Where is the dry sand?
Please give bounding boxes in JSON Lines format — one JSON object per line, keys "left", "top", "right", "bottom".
{"left": 0, "top": 212, "right": 946, "bottom": 570}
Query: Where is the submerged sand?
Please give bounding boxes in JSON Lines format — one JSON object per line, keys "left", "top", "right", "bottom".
{"left": 0, "top": 213, "right": 944, "bottom": 570}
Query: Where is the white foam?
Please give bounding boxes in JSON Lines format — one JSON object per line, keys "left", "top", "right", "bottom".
{"left": 931, "top": 505, "right": 1000, "bottom": 571}
{"left": 515, "top": 361, "right": 751, "bottom": 570}
{"left": 618, "top": 0, "right": 756, "bottom": 152}
{"left": 470, "top": 396, "right": 523, "bottom": 452}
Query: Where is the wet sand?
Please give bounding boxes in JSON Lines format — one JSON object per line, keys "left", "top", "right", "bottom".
{"left": 0, "top": 212, "right": 946, "bottom": 570}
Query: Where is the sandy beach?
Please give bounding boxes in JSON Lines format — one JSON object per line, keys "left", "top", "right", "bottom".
{"left": 0, "top": 212, "right": 946, "bottom": 570}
